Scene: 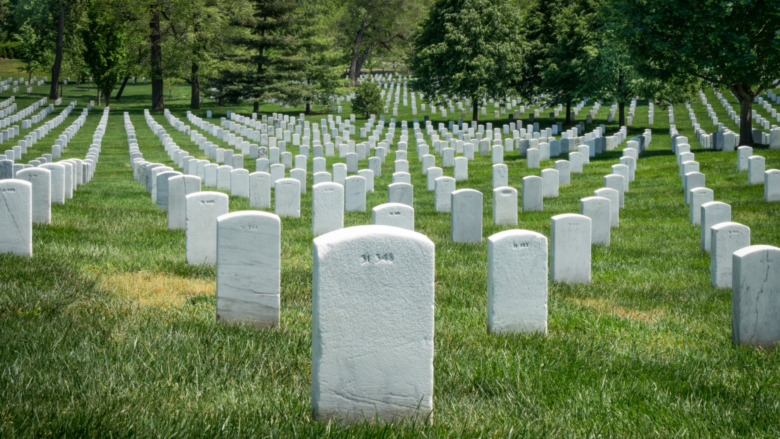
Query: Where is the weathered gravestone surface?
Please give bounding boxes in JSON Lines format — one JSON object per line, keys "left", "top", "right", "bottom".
{"left": 216, "top": 211, "right": 281, "bottom": 327}
{"left": 604, "top": 174, "right": 625, "bottom": 208}
{"left": 555, "top": 160, "right": 571, "bottom": 185}
{"left": 426, "top": 167, "right": 443, "bottom": 191}
{"left": 40, "top": 163, "right": 65, "bottom": 205}
{"left": 492, "top": 186, "right": 518, "bottom": 226}
{"left": 522, "top": 175, "right": 543, "bottom": 212}
{"left": 168, "top": 175, "right": 201, "bottom": 230}
{"left": 689, "top": 187, "right": 714, "bottom": 225}
{"left": 388, "top": 182, "right": 413, "bottom": 207}
{"left": 156, "top": 171, "right": 182, "bottom": 211}
{"left": 737, "top": 146, "right": 752, "bottom": 171}
{"left": 765, "top": 169, "right": 780, "bottom": 202}
{"left": 492, "top": 164, "right": 508, "bottom": 188}
{"left": 230, "top": 169, "right": 250, "bottom": 198}
{"left": 345, "top": 176, "right": 366, "bottom": 212}
{"left": 551, "top": 213, "right": 591, "bottom": 284}
{"left": 0, "top": 180, "right": 32, "bottom": 256}
{"left": 275, "top": 178, "right": 301, "bottom": 218}
{"left": 312, "top": 225, "right": 434, "bottom": 424}
{"left": 249, "top": 171, "right": 271, "bottom": 209}
{"left": 450, "top": 189, "right": 483, "bottom": 243}
{"left": 732, "top": 245, "right": 780, "bottom": 347}
{"left": 372, "top": 203, "right": 414, "bottom": 231}
{"left": 710, "top": 222, "right": 750, "bottom": 289}
{"left": 185, "top": 191, "right": 229, "bottom": 265}
{"left": 580, "top": 196, "right": 610, "bottom": 245}
{"left": 748, "top": 156, "right": 765, "bottom": 185}
{"left": 16, "top": 167, "right": 50, "bottom": 224}
{"left": 487, "top": 230, "right": 547, "bottom": 334}
{"left": 312, "top": 182, "right": 344, "bottom": 237}
{"left": 434, "top": 177, "right": 456, "bottom": 213}
{"left": 542, "top": 168, "right": 559, "bottom": 198}
{"left": 700, "top": 201, "right": 731, "bottom": 252}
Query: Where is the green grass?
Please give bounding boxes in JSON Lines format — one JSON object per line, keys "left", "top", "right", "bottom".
{"left": 1, "top": 71, "right": 779, "bottom": 437}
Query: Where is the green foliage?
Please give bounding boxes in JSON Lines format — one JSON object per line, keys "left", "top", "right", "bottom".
{"left": 351, "top": 79, "right": 382, "bottom": 117}
{"left": 0, "top": 41, "right": 19, "bottom": 58}
{"left": 81, "top": 0, "right": 126, "bottom": 104}
{"left": 522, "top": 0, "right": 601, "bottom": 114}
{"left": 13, "top": 22, "right": 51, "bottom": 78}
{"left": 410, "top": 0, "right": 524, "bottom": 121}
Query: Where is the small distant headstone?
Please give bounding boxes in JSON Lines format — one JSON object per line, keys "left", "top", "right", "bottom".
{"left": 603, "top": 174, "right": 625, "bottom": 208}
{"left": 766, "top": 169, "right": 780, "bottom": 202}
{"left": 0, "top": 180, "right": 32, "bottom": 256}
{"left": 185, "top": 191, "right": 229, "bottom": 265}
{"left": 15, "top": 167, "right": 51, "bottom": 224}
{"left": 493, "top": 186, "right": 518, "bottom": 226}
{"left": 748, "top": 156, "right": 765, "bottom": 185}
{"left": 312, "top": 225, "right": 434, "bottom": 423}
{"left": 550, "top": 213, "right": 591, "bottom": 283}
{"left": 454, "top": 157, "right": 468, "bottom": 181}
{"left": 737, "top": 146, "right": 752, "bottom": 171}
{"left": 580, "top": 196, "right": 610, "bottom": 245}
{"left": 274, "top": 178, "right": 301, "bottom": 217}
{"left": 487, "top": 230, "right": 548, "bottom": 334}
{"left": 388, "top": 182, "right": 413, "bottom": 207}
{"left": 688, "top": 187, "right": 713, "bottom": 225}
{"left": 731, "top": 245, "right": 780, "bottom": 347}
{"left": 216, "top": 211, "right": 281, "bottom": 327}
{"left": 450, "top": 189, "right": 483, "bottom": 243}
{"left": 40, "top": 163, "right": 65, "bottom": 204}
{"left": 710, "top": 221, "right": 750, "bottom": 289}
{"left": 700, "top": 201, "right": 730, "bottom": 252}
{"left": 522, "top": 175, "right": 543, "bottom": 211}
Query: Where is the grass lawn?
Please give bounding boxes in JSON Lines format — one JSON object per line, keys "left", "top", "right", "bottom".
{"left": 1, "top": 64, "right": 779, "bottom": 437}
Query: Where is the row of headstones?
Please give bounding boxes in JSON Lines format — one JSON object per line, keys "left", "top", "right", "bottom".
{"left": 1, "top": 97, "right": 48, "bottom": 132}
{"left": 672, "top": 137, "right": 780, "bottom": 347}
{"left": 0, "top": 108, "right": 108, "bottom": 257}
{"left": 1, "top": 102, "right": 76, "bottom": 164}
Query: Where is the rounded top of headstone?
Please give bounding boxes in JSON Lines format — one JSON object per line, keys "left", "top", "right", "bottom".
{"left": 217, "top": 210, "right": 280, "bottom": 227}
{"left": 711, "top": 221, "right": 749, "bottom": 233}
{"left": 551, "top": 213, "right": 591, "bottom": 223}
{"left": 488, "top": 229, "right": 546, "bottom": 245}
{"left": 701, "top": 201, "right": 729, "bottom": 209}
{"left": 580, "top": 196, "right": 610, "bottom": 205}
{"left": 186, "top": 190, "right": 228, "bottom": 202}
{"left": 522, "top": 175, "right": 543, "bottom": 182}
{"left": 733, "top": 244, "right": 779, "bottom": 259}
{"left": 313, "top": 224, "right": 433, "bottom": 252}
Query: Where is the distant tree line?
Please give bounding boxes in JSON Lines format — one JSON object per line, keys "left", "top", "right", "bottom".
{"left": 0, "top": 0, "right": 776, "bottom": 144}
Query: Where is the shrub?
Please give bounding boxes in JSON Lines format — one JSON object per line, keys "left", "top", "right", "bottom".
{"left": 351, "top": 80, "right": 382, "bottom": 118}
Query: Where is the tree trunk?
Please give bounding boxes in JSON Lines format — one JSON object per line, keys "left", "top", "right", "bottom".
{"left": 49, "top": 1, "right": 65, "bottom": 99}
{"left": 115, "top": 76, "right": 129, "bottom": 100}
{"left": 150, "top": 0, "right": 164, "bottom": 110}
{"left": 349, "top": 10, "right": 370, "bottom": 86}
{"left": 306, "top": 101, "right": 312, "bottom": 114}
{"left": 104, "top": 91, "right": 110, "bottom": 107}
{"left": 565, "top": 100, "right": 572, "bottom": 125}
{"left": 253, "top": 101, "right": 259, "bottom": 113}
{"left": 190, "top": 62, "right": 200, "bottom": 109}
{"left": 472, "top": 98, "right": 479, "bottom": 122}
{"left": 619, "top": 102, "right": 626, "bottom": 127}
{"left": 96, "top": 88, "right": 101, "bottom": 106}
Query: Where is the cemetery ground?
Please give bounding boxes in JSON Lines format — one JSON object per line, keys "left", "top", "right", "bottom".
{"left": 1, "top": 74, "right": 779, "bottom": 436}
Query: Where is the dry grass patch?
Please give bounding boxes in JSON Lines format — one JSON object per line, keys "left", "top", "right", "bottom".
{"left": 570, "top": 297, "right": 665, "bottom": 323}
{"left": 100, "top": 271, "right": 214, "bottom": 309}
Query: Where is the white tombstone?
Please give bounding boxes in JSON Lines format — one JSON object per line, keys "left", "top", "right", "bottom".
{"left": 487, "top": 230, "right": 547, "bottom": 334}
{"left": 522, "top": 175, "right": 543, "bottom": 212}
{"left": 540, "top": 168, "right": 559, "bottom": 198}
{"left": 689, "top": 187, "right": 713, "bottom": 225}
{"left": 274, "top": 178, "right": 301, "bottom": 217}
{"left": 156, "top": 171, "right": 182, "bottom": 211}
{"left": 332, "top": 163, "right": 347, "bottom": 186}
{"left": 40, "top": 163, "right": 65, "bottom": 205}
{"left": 345, "top": 175, "right": 366, "bottom": 212}
{"left": 388, "top": 182, "right": 413, "bottom": 207}
{"left": 168, "top": 175, "right": 201, "bottom": 230}
{"left": 358, "top": 169, "right": 374, "bottom": 193}
{"left": 737, "top": 146, "right": 752, "bottom": 171}
{"left": 434, "top": 176, "right": 456, "bottom": 213}
{"left": 312, "top": 225, "right": 434, "bottom": 423}
{"left": 603, "top": 174, "right": 625, "bottom": 208}
{"left": 766, "top": 169, "right": 780, "bottom": 201}
{"left": 454, "top": 157, "right": 468, "bottom": 181}
{"left": 710, "top": 222, "right": 751, "bottom": 289}
{"left": 450, "top": 189, "right": 482, "bottom": 243}
{"left": 185, "top": 191, "right": 229, "bottom": 265}
{"left": 493, "top": 186, "right": 518, "bottom": 226}
{"left": 372, "top": 203, "right": 414, "bottom": 231}
{"left": 492, "top": 164, "right": 508, "bottom": 188}
{"left": 249, "top": 171, "right": 272, "bottom": 209}
{"left": 0, "top": 180, "right": 32, "bottom": 256}
{"left": 15, "top": 167, "right": 51, "bottom": 224}
{"left": 312, "top": 182, "right": 344, "bottom": 236}
{"left": 732, "top": 245, "right": 780, "bottom": 347}
{"left": 230, "top": 169, "right": 250, "bottom": 198}
{"left": 580, "top": 196, "right": 610, "bottom": 245}
{"left": 216, "top": 211, "right": 281, "bottom": 327}
{"left": 526, "top": 148, "right": 540, "bottom": 169}
{"left": 270, "top": 163, "right": 285, "bottom": 183}
{"left": 700, "top": 201, "right": 730, "bottom": 252}
{"left": 748, "top": 156, "right": 765, "bottom": 185}
{"left": 290, "top": 168, "right": 306, "bottom": 194}
{"left": 555, "top": 160, "right": 571, "bottom": 185}
{"left": 611, "top": 164, "right": 629, "bottom": 192}
{"left": 426, "top": 167, "right": 443, "bottom": 191}
{"left": 550, "top": 213, "right": 591, "bottom": 283}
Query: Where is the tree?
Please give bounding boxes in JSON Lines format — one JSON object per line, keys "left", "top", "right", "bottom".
{"left": 13, "top": 23, "right": 51, "bottom": 81}
{"left": 81, "top": 0, "right": 125, "bottom": 106}
{"left": 351, "top": 79, "right": 382, "bottom": 117}
{"left": 48, "top": 0, "right": 65, "bottom": 99}
{"left": 612, "top": 0, "right": 780, "bottom": 145}
{"left": 149, "top": 0, "right": 164, "bottom": 109}
{"left": 339, "top": 0, "right": 429, "bottom": 86}
{"left": 521, "top": 0, "right": 601, "bottom": 125}
{"left": 299, "top": 0, "right": 347, "bottom": 113}
{"left": 410, "top": 0, "right": 524, "bottom": 122}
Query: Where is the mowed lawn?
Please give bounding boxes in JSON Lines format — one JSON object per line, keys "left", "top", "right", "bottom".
{"left": 1, "top": 68, "right": 779, "bottom": 437}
